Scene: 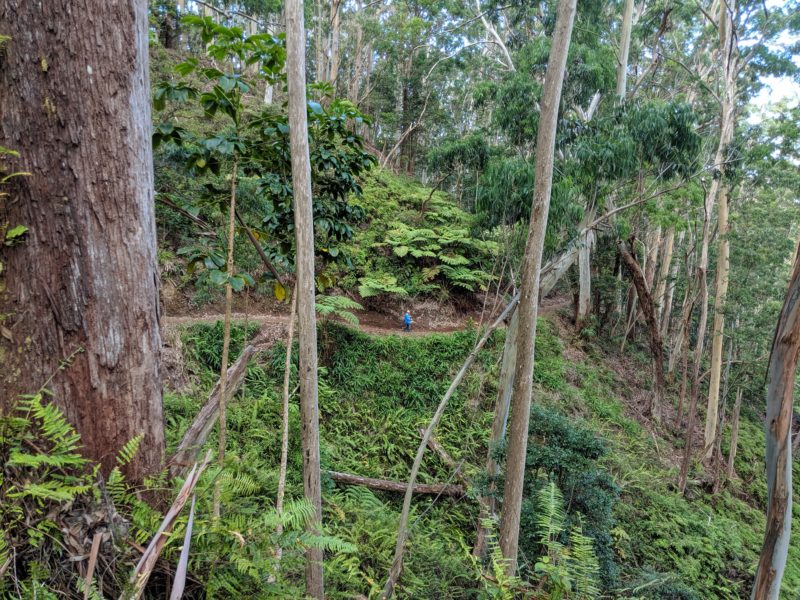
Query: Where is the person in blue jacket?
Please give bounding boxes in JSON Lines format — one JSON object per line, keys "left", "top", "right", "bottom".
{"left": 404, "top": 310, "right": 412, "bottom": 332}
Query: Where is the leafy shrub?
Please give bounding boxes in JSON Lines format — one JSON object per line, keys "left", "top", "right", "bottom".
{"left": 519, "top": 405, "right": 620, "bottom": 590}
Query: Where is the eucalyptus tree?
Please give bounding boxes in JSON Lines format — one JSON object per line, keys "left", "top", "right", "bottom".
{"left": 287, "top": 0, "right": 324, "bottom": 594}
{"left": 498, "top": 0, "right": 578, "bottom": 573}
{"left": 0, "top": 0, "right": 164, "bottom": 480}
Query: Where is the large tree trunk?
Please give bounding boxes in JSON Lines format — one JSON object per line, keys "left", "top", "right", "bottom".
{"left": 618, "top": 239, "right": 665, "bottom": 422}
{"left": 0, "top": 0, "right": 164, "bottom": 480}
{"left": 286, "top": 0, "right": 324, "bottom": 596}
{"left": 752, "top": 242, "right": 800, "bottom": 599}
{"left": 498, "top": 0, "right": 577, "bottom": 574}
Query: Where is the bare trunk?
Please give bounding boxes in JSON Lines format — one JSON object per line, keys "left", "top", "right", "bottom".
{"left": 616, "top": 0, "right": 635, "bottom": 98}
{"left": 498, "top": 0, "right": 577, "bottom": 574}
{"left": 726, "top": 386, "right": 742, "bottom": 479}
{"left": 348, "top": 1, "right": 364, "bottom": 104}
{"left": 703, "top": 0, "right": 738, "bottom": 458}
{"left": 213, "top": 157, "right": 238, "bottom": 519}
{"left": 314, "top": 0, "right": 325, "bottom": 83}
{"left": 618, "top": 239, "right": 665, "bottom": 422}
{"left": 474, "top": 308, "right": 519, "bottom": 557}
{"left": 577, "top": 230, "right": 595, "bottom": 325}
{"left": 655, "top": 228, "right": 675, "bottom": 318}
{"left": 661, "top": 230, "right": 685, "bottom": 338}
{"left": 668, "top": 244, "right": 696, "bottom": 373}
{"left": 752, "top": 242, "right": 800, "bottom": 599}
{"left": 705, "top": 185, "right": 731, "bottom": 457}
{"left": 327, "top": 0, "right": 342, "bottom": 87}
{"left": 275, "top": 291, "right": 298, "bottom": 564}
{"left": 678, "top": 211, "right": 711, "bottom": 493}
{"left": 0, "top": 0, "right": 164, "bottom": 480}
{"left": 170, "top": 346, "right": 256, "bottom": 475}
{"left": 287, "top": 0, "right": 324, "bottom": 594}
{"left": 327, "top": 471, "right": 464, "bottom": 496}
{"left": 644, "top": 226, "right": 662, "bottom": 293}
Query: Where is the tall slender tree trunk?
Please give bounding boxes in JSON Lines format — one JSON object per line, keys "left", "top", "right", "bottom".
{"left": 474, "top": 308, "right": 519, "bottom": 557}
{"left": 0, "top": 0, "right": 164, "bottom": 481}
{"left": 703, "top": 0, "right": 738, "bottom": 458}
{"left": 752, "top": 242, "right": 800, "bottom": 599}
{"left": 498, "top": 0, "right": 577, "bottom": 573}
{"left": 678, "top": 205, "right": 711, "bottom": 493}
{"left": 705, "top": 185, "right": 731, "bottom": 457}
{"left": 577, "top": 229, "right": 595, "bottom": 326}
{"left": 619, "top": 239, "right": 665, "bottom": 422}
{"left": 726, "top": 386, "right": 743, "bottom": 479}
{"left": 655, "top": 228, "right": 675, "bottom": 316}
{"left": 660, "top": 230, "right": 684, "bottom": 338}
{"left": 616, "top": 0, "right": 635, "bottom": 99}
{"left": 668, "top": 240, "right": 696, "bottom": 373}
{"left": 327, "top": 0, "right": 342, "bottom": 88}
{"left": 314, "top": 0, "right": 325, "bottom": 83}
{"left": 275, "top": 290, "right": 298, "bottom": 565}
{"left": 286, "top": 0, "right": 324, "bottom": 595}
{"left": 348, "top": 1, "right": 364, "bottom": 104}
{"left": 213, "top": 157, "right": 238, "bottom": 519}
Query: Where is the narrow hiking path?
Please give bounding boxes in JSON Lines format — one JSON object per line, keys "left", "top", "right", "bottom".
{"left": 161, "top": 294, "right": 572, "bottom": 337}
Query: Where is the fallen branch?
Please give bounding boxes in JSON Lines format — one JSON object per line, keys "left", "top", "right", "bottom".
{"left": 325, "top": 470, "right": 464, "bottom": 496}
{"left": 234, "top": 209, "right": 285, "bottom": 287}
{"left": 123, "top": 452, "right": 211, "bottom": 600}
{"left": 169, "top": 345, "right": 256, "bottom": 476}
{"left": 419, "top": 428, "right": 469, "bottom": 488}
{"left": 382, "top": 294, "right": 518, "bottom": 598}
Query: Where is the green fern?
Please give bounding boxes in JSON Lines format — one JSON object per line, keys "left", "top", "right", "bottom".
{"left": 358, "top": 274, "right": 408, "bottom": 298}
{"left": 116, "top": 434, "right": 144, "bottom": 467}
{"left": 567, "top": 519, "right": 601, "bottom": 598}
{"left": 316, "top": 294, "right": 363, "bottom": 325}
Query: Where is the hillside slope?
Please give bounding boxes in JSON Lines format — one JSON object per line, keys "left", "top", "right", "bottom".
{"left": 165, "top": 306, "right": 800, "bottom": 598}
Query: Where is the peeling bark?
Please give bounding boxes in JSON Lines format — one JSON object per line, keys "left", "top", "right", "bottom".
{"left": 752, "top": 241, "right": 800, "bottom": 599}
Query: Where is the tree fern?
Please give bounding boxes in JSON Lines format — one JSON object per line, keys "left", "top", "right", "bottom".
{"left": 316, "top": 294, "right": 363, "bottom": 325}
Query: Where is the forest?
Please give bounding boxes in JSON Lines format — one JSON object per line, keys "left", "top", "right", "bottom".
{"left": 1, "top": 0, "right": 799, "bottom": 598}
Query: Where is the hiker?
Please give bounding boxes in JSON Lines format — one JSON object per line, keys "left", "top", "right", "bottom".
{"left": 404, "top": 310, "right": 413, "bottom": 332}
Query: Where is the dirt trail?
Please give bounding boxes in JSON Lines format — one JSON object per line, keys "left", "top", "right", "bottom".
{"left": 162, "top": 294, "right": 572, "bottom": 337}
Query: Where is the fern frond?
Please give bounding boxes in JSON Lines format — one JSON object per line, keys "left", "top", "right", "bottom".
{"left": 116, "top": 434, "right": 144, "bottom": 467}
